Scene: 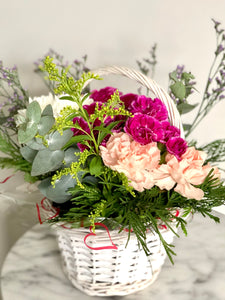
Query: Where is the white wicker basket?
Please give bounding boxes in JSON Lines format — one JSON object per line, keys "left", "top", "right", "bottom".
{"left": 41, "top": 66, "right": 183, "bottom": 297}
{"left": 55, "top": 223, "right": 176, "bottom": 296}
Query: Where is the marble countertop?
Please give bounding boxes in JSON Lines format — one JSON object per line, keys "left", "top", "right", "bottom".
{"left": 1, "top": 212, "right": 225, "bottom": 300}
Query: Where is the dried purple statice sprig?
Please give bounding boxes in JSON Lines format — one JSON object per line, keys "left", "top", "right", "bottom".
{"left": 136, "top": 44, "right": 157, "bottom": 78}
{"left": 0, "top": 62, "right": 29, "bottom": 132}
{"left": 136, "top": 44, "right": 157, "bottom": 94}
{"left": 185, "top": 19, "right": 225, "bottom": 137}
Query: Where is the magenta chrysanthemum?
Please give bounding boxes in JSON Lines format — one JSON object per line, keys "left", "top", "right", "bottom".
{"left": 124, "top": 114, "right": 164, "bottom": 145}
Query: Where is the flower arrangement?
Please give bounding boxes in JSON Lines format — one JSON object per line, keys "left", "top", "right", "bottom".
{"left": 1, "top": 20, "right": 225, "bottom": 265}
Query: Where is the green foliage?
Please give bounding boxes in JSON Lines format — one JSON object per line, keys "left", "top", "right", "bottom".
{"left": 89, "top": 156, "right": 104, "bottom": 176}
{"left": 48, "top": 168, "right": 225, "bottom": 264}
{"left": 169, "top": 70, "right": 196, "bottom": 104}
{"left": 17, "top": 101, "right": 55, "bottom": 144}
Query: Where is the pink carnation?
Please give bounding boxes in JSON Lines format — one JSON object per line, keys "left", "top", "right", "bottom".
{"left": 166, "top": 137, "right": 187, "bottom": 160}
{"left": 90, "top": 87, "right": 122, "bottom": 103}
{"left": 100, "top": 132, "right": 161, "bottom": 192}
{"left": 180, "top": 146, "right": 207, "bottom": 167}
{"left": 154, "top": 147, "right": 220, "bottom": 200}
{"left": 124, "top": 114, "right": 164, "bottom": 145}
{"left": 129, "top": 96, "right": 168, "bottom": 121}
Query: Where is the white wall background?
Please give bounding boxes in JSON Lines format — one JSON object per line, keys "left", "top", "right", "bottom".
{"left": 0, "top": 0, "right": 225, "bottom": 284}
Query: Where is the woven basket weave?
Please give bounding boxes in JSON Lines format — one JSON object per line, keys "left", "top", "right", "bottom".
{"left": 55, "top": 223, "right": 176, "bottom": 296}
{"left": 44, "top": 66, "right": 183, "bottom": 297}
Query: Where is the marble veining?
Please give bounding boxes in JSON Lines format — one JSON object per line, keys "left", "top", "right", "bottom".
{"left": 1, "top": 212, "right": 225, "bottom": 300}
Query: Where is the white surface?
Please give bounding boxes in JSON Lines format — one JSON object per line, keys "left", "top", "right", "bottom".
{"left": 0, "top": 170, "right": 41, "bottom": 274}
{"left": 1, "top": 212, "right": 225, "bottom": 300}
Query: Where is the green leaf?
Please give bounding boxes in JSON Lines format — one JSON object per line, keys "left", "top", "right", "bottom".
{"left": 20, "top": 145, "right": 38, "bottom": 163}
{"left": 63, "top": 146, "right": 80, "bottom": 167}
{"left": 82, "top": 175, "right": 99, "bottom": 186}
{"left": 170, "top": 82, "right": 186, "bottom": 100}
{"left": 26, "top": 101, "right": 42, "bottom": 123}
{"left": 38, "top": 115, "right": 55, "bottom": 135}
{"left": 0, "top": 117, "right": 8, "bottom": 125}
{"left": 62, "top": 135, "right": 91, "bottom": 149}
{"left": 18, "top": 122, "right": 38, "bottom": 144}
{"left": 177, "top": 103, "right": 198, "bottom": 114}
{"left": 180, "top": 221, "right": 188, "bottom": 236}
{"left": 96, "top": 121, "right": 123, "bottom": 144}
{"left": 169, "top": 71, "right": 178, "bottom": 82}
{"left": 59, "top": 96, "right": 74, "bottom": 101}
{"left": 183, "top": 123, "right": 192, "bottom": 131}
{"left": 31, "top": 148, "right": 64, "bottom": 176}
{"left": 89, "top": 156, "right": 104, "bottom": 176}
{"left": 38, "top": 175, "right": 77, "bottom": 203}
{"left": 47, "top": 129, "right": 73, "bottom": 150}
{"left": 26, "top": 137, "right": 46, "bottom": 150}
{"left": 42, "top": 104, "right": 54, "bottom": 117}
{"left": 24, "top": 172, "right": 39, "bottom": 183}
{"left": 182, "top": 72, "right": 195, "bottom": 81}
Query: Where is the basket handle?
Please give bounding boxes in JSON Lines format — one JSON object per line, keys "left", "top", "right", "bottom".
{"left": 84, "top": 66, "right": 184, "bottom": 137}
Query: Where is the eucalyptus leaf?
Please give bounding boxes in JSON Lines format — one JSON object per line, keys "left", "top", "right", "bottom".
{"left": 48, "top": 129, "right": 73, "bottom": 150}
{"left": 27, "top": 137, "right": 46, "bottom": 150}
{"left": 26, "top": 101, "right": 41, "bottom": 123}
{"left": 18, "top": 122, "right": 38, "bottom": 144}
{"left": 170, "top": 82, "right": 186, "bottom": 100}
{"left": 42, "top": 104, "right": 54, "bottom": 117}
{"left": 38, "top": 115, "right": 55, "bottom": 135}
{"left": 82, "top": 175, "right": 99, "bottom": 186}
{"left": 31, "top": 148, "right": 64, "bottom": 176}
{"left": 63, "top": 146, "right": 80, "bottom": 167}
{"left": 20, "top": 146, "right": 38, "bottom": 163}
{"left": 38, "top": 173, "right": 83, "bottom": 203}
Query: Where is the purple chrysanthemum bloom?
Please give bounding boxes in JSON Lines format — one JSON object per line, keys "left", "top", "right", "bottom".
{"left": 124, "top": 113, "right": 164, "bottom": 145}
{"left": 90, "top": 86, "right": 122, "bottom": 103}
{"left": 130, "top": 96, "right": 168, "bottom": 121}
{"left": 162, "top": 121, "right": 181, "bottom": 143}
{"left": 71, "top": 117, "right": 90, "bottom": 136}
{"left": 166, "top": 137, "right": 187, "bottom": 160}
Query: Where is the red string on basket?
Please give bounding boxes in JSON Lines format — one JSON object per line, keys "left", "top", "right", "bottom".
{"left": 158, "top": 210, "right": 180, "bottom": 230}
{"left": 84, "top": 222, "right": 118, "bottom": 250}
{"left": 0, "top": 175, "right": 14, "bottom": 184}
{"left": 36, "top": 197, "right": 60, "bottom": 224}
